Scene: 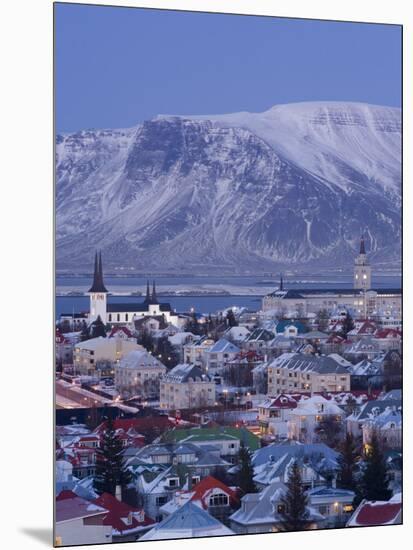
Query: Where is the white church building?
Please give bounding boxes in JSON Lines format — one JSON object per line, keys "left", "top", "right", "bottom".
{"left": 87, "top": 251, "right": 180, "bottom": 326}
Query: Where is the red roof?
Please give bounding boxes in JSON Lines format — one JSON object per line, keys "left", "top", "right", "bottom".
{"left": 326, "top": 334, "right": 346, "bottom": 344}
{"left": 109, "top": 326, "right": 133, "bottom": 338}
{"left": 56, "top": 494, "right": 107, "bottom": 522}
{"left": 190, "top": 476, "right": 239, "bottom": 509}
{"left": 94, "top": 493, "right": 155, "bottom": 533}
{"left": 266, "top": 393, "right": 302, "bottom": 409}
{"left": 351, "top": 501, "right": 401, "bottom": 526}
{"left": 57, "top": 490, "right": 78, "bottom": 501}
{"left": 374, "top": 328, "right": 402, "bottom": 339}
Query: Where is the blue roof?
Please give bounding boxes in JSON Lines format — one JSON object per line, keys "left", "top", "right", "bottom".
{"left": 253, "top": 441, "right": 340, "bottom": 468}
{"left": 276, "top": 320, "right": 306, "bottom": 334}
{"left": 154, "top": 501, "right": 223, "bottom": 530}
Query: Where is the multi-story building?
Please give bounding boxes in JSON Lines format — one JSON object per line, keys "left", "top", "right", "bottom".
{"left": 183, "top": 338, "right": 215, "bottom": 366}
{"left": 267, "top": 353, "right": 351, "bottom": 395}
{"left": 159, "top": 364, "right": 216, "bottom": 410}
{"left": 114, "top": 349, "right": 167, "bottom": 398}
{"left": 262, "top": 238, "right": 401, "bottom": 320}
{"left": 205, "top": 339, "right": 241, "bottom": 373}
{"left": 287, "top": 395, "right": 345, "bottom": 444}
{"left": 73, "top": 336, "right": 143, "bottom": 376}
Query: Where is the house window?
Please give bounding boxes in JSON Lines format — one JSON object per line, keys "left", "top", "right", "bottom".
{"left": 108, "top": 314, "right": 112, "bottom": 322}
{"left": 125, "top": 313, "right": 128, "bottom": 322}
{"left": 168, "top": 478, "right": 179, "bottom": 488}
{"left": 277, "top": 504, "right": 285, "bottom": 514}
{"left": 117, "top": 314, "right": 120, "bottom": 322}
{"left": 209, "top": 493, "right": 229, "bottom": 507}
{"left": 156, "top": 496, "right": 168, "bottom": 506}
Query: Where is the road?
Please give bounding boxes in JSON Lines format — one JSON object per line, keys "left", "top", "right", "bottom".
{"left": 55, "top": 380, "right": 111, "bottom": 409}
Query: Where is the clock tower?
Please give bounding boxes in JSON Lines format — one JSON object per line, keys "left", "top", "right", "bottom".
{"left": 88, "top": 251, "right": 108, "bottom": 323}
{"left": 354, "top": 235, "right": 371, "bottom": 290}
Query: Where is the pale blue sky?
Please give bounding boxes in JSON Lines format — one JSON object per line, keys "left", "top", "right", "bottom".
{"left": 55, "top": 3, "right": 402, "bottom": 133}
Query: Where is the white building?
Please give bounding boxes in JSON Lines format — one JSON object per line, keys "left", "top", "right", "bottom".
{"left": 257, "top": 394, "right": 302, "bottom": 438}
{"left": 159, "top": 364, "right": 216, "bottom": 410}
{"left": 262, "top": 238, "right": 401, "bottom": 320}
{"left": 115, "top": 349, "right": 167, "bottom": 398}
{"left": 267, "top": 353, "right": 351, "bottom": 395}
{"left": 205, "top": 338, "right": 241, "bottom": 373}
{"left": 85, "top": 251, "right": 179, "bottom": 325}
{"left": 55, "top": 494, "right": 112, "bottom": 546}
{"left": 74, "top": 336, "right": 143, "bottom": 376}
{"left": 288, "top": 395, "right": 345, "bottom": 444}
{"left": 183, "top": 338, "right": 215, "bottom": 366}
{"left": 353, "top": 235, "right": 372, "bottom": 290}
{"left": 362, "top": 407, "right": 402, "bottom": 451}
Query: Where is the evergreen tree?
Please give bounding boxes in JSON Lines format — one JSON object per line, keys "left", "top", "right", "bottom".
{"left": 138, "top": 329, "right": 155, "bottom": 353}
{"left": 315, "top": 309, "right": 329, "bottom": 332}
{"left": 93, "top": 415, "right": 132, "bottom": 496}
{"left": 91, "top": 315, "right": 106, "bottom": 338}
{"left": 340, "top": 311, "right": 355, "bottom": 338}
{"left": 80, "top": 320, "right": 90, "bottom": 342}
{"left": 338, "top": 432, "right": 358, "bottom": 491}
{"left": 279, "top": 460, "right": 311, "bottom": 531}
{"left": 355, "top": 432, "right": 391, "bottom": 505}
{"left": 156, "top": 336, "right": 179, "bottom": 368}
{"left": 237, "top": 441, "right": 257, "bottom": 494}
{"left": 226, "top": 309, "right": 238, "bottom": 327}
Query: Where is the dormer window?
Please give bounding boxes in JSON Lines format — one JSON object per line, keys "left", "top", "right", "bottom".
{"left": 209, "top": 493, "right": 229, "bottom": 507}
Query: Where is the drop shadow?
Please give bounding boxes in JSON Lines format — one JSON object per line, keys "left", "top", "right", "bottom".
{"left": 19, "top": 527, "right": 52, "bottom": 546}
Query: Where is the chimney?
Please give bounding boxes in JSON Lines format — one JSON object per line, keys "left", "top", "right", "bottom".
{"left": 115, "top": 485, "right": 122, "bottom": 502}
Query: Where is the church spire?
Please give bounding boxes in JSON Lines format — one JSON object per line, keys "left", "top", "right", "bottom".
{"left": 144, "top": 280, "right": 151, "bottom": 304}
{"left": 151, "top": 280, "right": 159, "bottom": 304}
{"left": 360, "top": 234, "right": 366, "bottom": 255}
{"left": 280, "top": 273, "right": 284, "bottom": 291}
{"left": 88, "top": 250, "right": 108, "bottom": 293}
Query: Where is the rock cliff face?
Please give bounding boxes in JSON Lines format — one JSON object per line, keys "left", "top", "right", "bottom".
{"left": 56, "top": 102, "right": 401, "bottom": 272}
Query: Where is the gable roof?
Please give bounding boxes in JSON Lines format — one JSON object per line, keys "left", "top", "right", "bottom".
{"left": 139, "top": 501, "right": 233, "bottom": 540}
{"left": 119, "top": 349, "right": 165, "bottom": 370}
{"left": 56, "top": 494, "right": 108, "bottom": 523}
{"left": 258, "top": 394, "right": 302, "bottom": 410}
{"left": 190, "top": 475, "right": 239, "bottom": 508}
{"left": 208, "top": 339, "right": 241, "bottom": 353}
{"left": 276, "top": 320, "right": 306, "bottom": 334}
{"left": 109, "top": 326, "right": 133, "bottom": 338}
{"left": 94, "top": 493, "right": 155, "bottom": 534}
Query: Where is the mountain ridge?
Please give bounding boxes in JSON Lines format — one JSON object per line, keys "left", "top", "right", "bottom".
{"left": 56, "top": 101, "right": 401, "bottom": 273}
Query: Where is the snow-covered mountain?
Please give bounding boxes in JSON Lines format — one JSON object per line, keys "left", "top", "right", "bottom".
{"left": 56, "top": 101, "right": 401, "bottom": 273}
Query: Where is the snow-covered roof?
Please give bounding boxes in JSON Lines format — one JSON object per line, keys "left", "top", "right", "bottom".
{"left": 268, "top": 352, "right": 349, "bottom": 375}
{"left": 118, "top": 349, "right": 166, "bottom": 370}
{"left": 162, "top": 363, "right": 211, "bottom": 383}
{"left": 139, "top": 501, "right": 234, "bottom": 540}
{"left": 208, "top": 338, "right": 240, "bottom": 354}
